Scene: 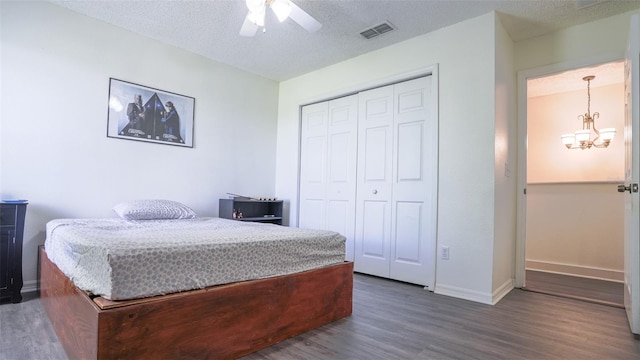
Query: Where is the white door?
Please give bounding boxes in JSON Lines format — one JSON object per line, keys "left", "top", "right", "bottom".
{"left": 326, "top": 95, "right": 358, "bottom": 261}
{"left": 354, "top": 85, "right": 394, "bottom": 277}
{"left": 299, "top": 102, "right": 328, "bottom": 231}
{"left": 622, "top": 13, "right": 640, "bottom": 335}
{"left": 299, "top": 96, "right": 358, "bottom": 261}
{"left": 354, "top": 76, "right": 436, "bottom": 287}
{"left": 389, "top": 76, "right": 436, "bottom": 287}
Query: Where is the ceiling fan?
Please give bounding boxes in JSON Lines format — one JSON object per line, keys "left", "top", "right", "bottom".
{"left": 240, "top": 0, "right": 322, "bottom": 36}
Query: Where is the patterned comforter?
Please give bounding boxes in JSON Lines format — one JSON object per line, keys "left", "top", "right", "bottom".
{"left": 44, "top": 217, "right": 345, "bottom": 300}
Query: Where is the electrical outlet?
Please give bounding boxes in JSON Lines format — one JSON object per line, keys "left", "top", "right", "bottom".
{"left": 440, "top": 245, "right": 449, "bottom": 260}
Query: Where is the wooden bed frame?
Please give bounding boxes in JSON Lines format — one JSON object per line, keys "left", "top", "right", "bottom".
{"left": 38, "top": 246, "right": 353, "bottom": 359}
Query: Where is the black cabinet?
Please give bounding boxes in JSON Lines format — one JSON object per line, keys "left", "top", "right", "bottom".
{"left": 0, "top": 201, "right": 27, "bottom": 303}
{"left": 219, "top": 198, "right": 283, "bottom": 225}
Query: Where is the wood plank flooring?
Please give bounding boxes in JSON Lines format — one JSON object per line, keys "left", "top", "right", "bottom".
{"left": 1, "top": 273, "right": 639, "bottom": 360}
{"left": 523, "top": 270, "right": 625, "bottom": 308}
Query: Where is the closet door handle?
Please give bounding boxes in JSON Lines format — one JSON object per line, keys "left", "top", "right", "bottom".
{"left": 372, "top": 190, "right": 378, "bottom": 194}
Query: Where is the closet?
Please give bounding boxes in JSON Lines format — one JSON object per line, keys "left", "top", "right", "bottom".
{"left": 299, "top": 76, "right": 437, "bottom": 287}
{"left": 299, "top": 95, "right": 358, "bottom": 261}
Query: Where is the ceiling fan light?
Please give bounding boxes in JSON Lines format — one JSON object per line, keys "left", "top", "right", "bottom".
{"left": 248, "top": 8, "right": 266, "bottom": 27}
{"left": 246, "top": 0, "right": 265, "bottom": 12}
{"left": 271, "top": 0, "right": 292, "bottom": 22}
{"left": 600, "top": 128, "right": 616, "bottom": 141}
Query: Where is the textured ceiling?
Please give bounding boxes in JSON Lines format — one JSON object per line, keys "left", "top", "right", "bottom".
{"left": 49, "top": 0, "right": 640, "bottom": 81}
{"left": 528, "top": 61, "right": 625, "bottom": 98}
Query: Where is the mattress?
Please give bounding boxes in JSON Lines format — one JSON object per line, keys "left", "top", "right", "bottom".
{"left": 44, "top": 217, "right": 346, "bottom": 300}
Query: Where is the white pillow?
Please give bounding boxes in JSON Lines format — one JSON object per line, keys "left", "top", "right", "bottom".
{"left": 113, "top": 200, "right": 197, "bottom": 220}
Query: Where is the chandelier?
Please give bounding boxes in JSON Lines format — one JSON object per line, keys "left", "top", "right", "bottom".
{"left": 561, "top": 75, "right": 616, "bottom": 149}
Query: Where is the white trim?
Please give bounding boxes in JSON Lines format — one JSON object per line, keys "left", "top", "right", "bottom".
{"left": 526, "top": 260, "right": 624, "bottom": 283}
{"left": 436, "top": 279, "right": 514, "bottom": 306}
{"left": 515, "top": 53, "right": 624, "bottom": 289}
{"left": 527, "top": 181, "right": 624, "bottom": 185}
{"left": 21, "top": 280, "right": 38, "bottom": 294}
{"left": 296, "top": 65, "right": 439, "bottom": 108}
{"left": 492, "top": 278, "right": 515, "bottom": 305}
{"left": 435, "top": 284, "right": 494, "bottom": 305}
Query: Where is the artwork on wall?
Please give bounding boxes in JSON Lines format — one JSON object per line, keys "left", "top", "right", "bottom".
{"left": 106, "top": 78, "right": 195, "bottom": 147}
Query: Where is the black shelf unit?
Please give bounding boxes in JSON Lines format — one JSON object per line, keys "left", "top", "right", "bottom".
{"left": 219, "top": 198, "right": 283, "bottom": 225}
{"left": 1, "top": 201, "right": 27, "bottom": 303}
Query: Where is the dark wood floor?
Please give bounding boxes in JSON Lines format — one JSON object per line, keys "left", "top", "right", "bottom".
{"left": 1, "top": 273, "right": 639, "bottom": 360}
{"left": 524, "top": 270, "right": 625, "bottom": 308}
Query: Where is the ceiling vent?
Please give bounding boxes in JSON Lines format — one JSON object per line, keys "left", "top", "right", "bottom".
{"left": 360, "top": 22, "right": 395, "bottom": 39}
{"left": 576, "top": 0, "right": 603, "bottom": 9}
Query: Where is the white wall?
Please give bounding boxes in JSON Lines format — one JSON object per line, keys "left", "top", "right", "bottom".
{"left": 0, "top": 2, "right": 279, "bottom": 292}
{"left": 528, "top": 84, "right": 624, "bottom": 183}
{"left": 492, "top": 15, "right": 517, "bottom": 302}
{"left": 526, "top": 183, "right": 624, "bottom": 281}
{"left": 276, "top": 13, "right": 503, "bottom": 303}
{"left": 515, "top": 12, "right": 633, "bottom": 72}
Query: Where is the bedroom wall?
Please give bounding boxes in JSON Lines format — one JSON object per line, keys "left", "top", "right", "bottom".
{"left": 492, "top": 15, "right": 517, "bottom": 301}
{"left": 514, "top": 11, "right": 634, "bottom": 73}
{"left": 0, "top": 2, "right": 279, "bottom": 292}
{"left": 276, "top": 13, "right": 505, "bottom": 304}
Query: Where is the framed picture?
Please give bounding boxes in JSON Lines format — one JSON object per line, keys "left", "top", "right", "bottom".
{"left": 107, "top": 78, "right": 195, "bottom": 147}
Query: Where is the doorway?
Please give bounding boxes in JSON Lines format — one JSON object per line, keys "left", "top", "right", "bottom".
{"left": 521, "top": 61, "right": 625, "bottom": 307}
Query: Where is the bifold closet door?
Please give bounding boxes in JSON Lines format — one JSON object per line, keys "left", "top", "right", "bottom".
{"left": 389, "top": 76, "right": 436, "bottom": 286}
{"left": 355, "top": 76, "right": 436, "bottom": 287}
{"left": 354, "top": 85, "right": 394, "bottom": 278}
{"left": 299, "top": 95, "right": 358, "bottom": 261}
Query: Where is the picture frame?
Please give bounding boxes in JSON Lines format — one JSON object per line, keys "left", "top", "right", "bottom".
{"left": 107, "top": 78, "right": 195, "bottom": 147}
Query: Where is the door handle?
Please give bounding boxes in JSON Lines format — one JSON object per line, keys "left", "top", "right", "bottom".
{"left": 618, "top": 184, "right": 639, "bottom": 193}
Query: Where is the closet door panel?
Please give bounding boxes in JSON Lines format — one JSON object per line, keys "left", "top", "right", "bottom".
{"left": 390, "top": 76, "right": 436, "bottom": 287}
{"left": 397, "top": 121, "right": 423, "bottom": 181}
{"left": 300, "top": 199, "right": 324, "bottom": 230}
{"left": 299, "top": 102, "right": 328, "bottom": 230}
{"left": 363, "top": 127, "right": 390, "bottom": 181}
{"left": 355, "top": 85, "right": 393, "bottom": 275}
{"left": 355, "top": 199, "right": 390, "bottom": 277}
{"left": 394, "top": 201, "right": 422, "bottom": 263}
{"left": 327, "top": 200, "right": 349, "bottom": 240}
{"left": 328, "top": 133, "right": 350, "bottom": 182}
{"left": 327, "top": 95, "right": 358, "bottom": 261}
{"left": 299, "top": 95, "right": 357, "bottom": 261}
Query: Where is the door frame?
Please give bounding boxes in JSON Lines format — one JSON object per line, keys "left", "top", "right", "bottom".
{"left": 515, "top": 54, "right": 624, "bottom": 288}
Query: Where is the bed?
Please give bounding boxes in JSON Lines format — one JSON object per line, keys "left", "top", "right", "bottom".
{"left": 39, "top": 201, "right": 353, "bottom": 359}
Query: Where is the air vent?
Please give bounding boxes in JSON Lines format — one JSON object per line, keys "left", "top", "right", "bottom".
{"left": 576, "top": 0, "right": 603, "bottom": 9}
{"left": 360, "top": 22, "right": 395, "bottom": 40}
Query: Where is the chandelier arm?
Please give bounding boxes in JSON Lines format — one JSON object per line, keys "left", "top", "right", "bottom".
{"left": 591, "top": 112, "right": 602, "bottom": 144}
{"left": 587, "top": 78, "right": 591, "bottom": 116}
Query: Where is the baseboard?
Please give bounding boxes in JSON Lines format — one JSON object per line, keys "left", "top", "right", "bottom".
{"left": 492, "top": 278, "right": 514, "bottom": 305}
{"left": 526, "top": 259, "right": 623, "bottom": 283}
{"left": 21, "top": 280, "right": 38, "bottom": 294}
{"left": 435, "top": 283, "right": 494, "bottom": 305}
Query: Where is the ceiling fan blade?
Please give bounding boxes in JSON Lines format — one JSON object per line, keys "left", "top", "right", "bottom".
{"left": 239, "top": 13, "right": 258, "bottom": 37}
{"left": 288, "top": 1, "right": 322, "bottom": 33}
